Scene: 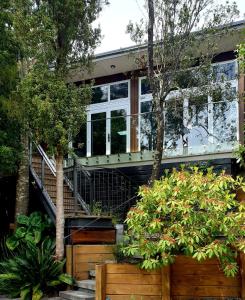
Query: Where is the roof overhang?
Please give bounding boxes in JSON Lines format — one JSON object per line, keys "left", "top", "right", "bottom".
{"left": 68, "top": 20, "right": 245, "bottom": 83}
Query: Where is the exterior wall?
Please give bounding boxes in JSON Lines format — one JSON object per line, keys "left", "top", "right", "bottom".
{"left": 73, "top": 51, "right": 243, "bottom": 169}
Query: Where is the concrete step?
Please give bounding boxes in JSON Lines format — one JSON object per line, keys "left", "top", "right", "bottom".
{"left": 76, "top": 280, "right": 95, "bottom": 292}
{"left": 59, "top": 291, "right": 94, "bottom": 300}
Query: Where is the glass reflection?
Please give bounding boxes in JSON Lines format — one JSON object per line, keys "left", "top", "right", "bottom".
{"left": 110, "top": 82, "right": 128, "bottom": 100}
{"left": 111, "top": 109, "right": 127, "bottom": 154}
{"left": 91, "top": 112, "right": 106, "bottom": 156}
{"left": 92, "top": 86, "right": 108, "bottom": 104}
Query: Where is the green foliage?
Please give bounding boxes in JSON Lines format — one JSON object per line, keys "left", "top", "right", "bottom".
{"left": 0, "top": 239, "right": 74, "bottom": 299}
{"left": 237, "top": 39, "right": 245, "bottom": 73}
{"left": 122, "top": 168, "right": 245, "bottom": 277}
{"left": 20, "top": 66, "right": 90, "bottom": 155}
{"left": 6, "top": 212, "right": 53, "bottom": 251}
{"left": 11, "top": 0, "right": 107, "bottom": 156}
{"left": 0, "top": 0, "right": 20, "bottom": 175}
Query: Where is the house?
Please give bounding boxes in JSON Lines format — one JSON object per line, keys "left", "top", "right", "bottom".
{"left": 62, "top": 20, "right": 245, "bottom": 217}
{"left": 28, "top": 20, "right": 245, "bottom": 244}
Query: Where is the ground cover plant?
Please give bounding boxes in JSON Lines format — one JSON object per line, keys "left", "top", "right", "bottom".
{"left": 122, "top": 167, "right": 245, "bottom": 277}
{"left": 0, "top": 212, "right": 73, "bottom": 300}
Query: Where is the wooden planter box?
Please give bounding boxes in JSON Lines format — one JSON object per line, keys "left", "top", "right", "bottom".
{"left": 96, "top": 254, "right": 245, "bottom": 300}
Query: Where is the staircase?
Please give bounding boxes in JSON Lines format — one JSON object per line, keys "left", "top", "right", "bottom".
{"left": 30, "top": 144, "right": 115, "bottom": 239}
{"left": 30, "top": 144, "right": 90, "bottom": 223}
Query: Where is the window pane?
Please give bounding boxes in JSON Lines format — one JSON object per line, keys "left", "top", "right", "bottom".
{"left": 140, "top": 101, "right": 156, "bottom": 151}
{"left": 110, "top": 82, "right": 128, "bottom": 100}
{"left": 164, "top": 99, "right": 184, "bottom": 152}
{"left": 187, "top": 95, "right": 208, "bottom": 150}
{"left": 141, "top": 78, "right": 151, "bottom": 95}
{"left": 91, "top": 86, "right": 108, "bottom": 104}
{"left": 91, "top": 112, "right": 106, "bottom": 155}
{"left": 213, "top": 87, "right": 237, "bottom": 146}
{"left": 111, "top": 109, "right": 127, "bottom": 154}
{"left": 212, "top": 61, "right": 236, "bottom": 82}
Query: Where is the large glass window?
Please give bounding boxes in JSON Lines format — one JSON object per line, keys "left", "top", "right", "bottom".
{"left": 139, "top": 60, "right": 238, "bottom": 156}
{"left": 84, "top": 80, "right": 130, "bottom": 157}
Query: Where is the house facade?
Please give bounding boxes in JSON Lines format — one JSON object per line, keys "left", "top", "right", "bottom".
{"left": 69, "top": 21, "right": 244, "bottom": 183}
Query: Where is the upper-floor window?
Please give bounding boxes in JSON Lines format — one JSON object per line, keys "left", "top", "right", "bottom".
{"left": 138, "top": 60, "right": 238, "bottom": 156}
{"left": 91, "top": 80, "right": 129, "bottom": 104}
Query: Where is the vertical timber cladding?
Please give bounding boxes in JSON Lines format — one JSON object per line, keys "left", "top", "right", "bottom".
{"left": 171, "top": 256, "right": 241, "bottom": 299}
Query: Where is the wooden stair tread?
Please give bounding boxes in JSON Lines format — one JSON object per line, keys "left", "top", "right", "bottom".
{"left": 32, "top": 154, "right": 87, "bottom": 217}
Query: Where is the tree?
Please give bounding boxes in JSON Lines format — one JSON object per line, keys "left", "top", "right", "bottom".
{"left": 12, "top": 0, "right": 107, "bottom": 260}
{"left": 127, "top": 0, "right": 239, "bottom": 184}
{"left": 0, "top": 0, "right": 20, "bottom": 176}
{"left": 122, "top": 167, "right": 245, "bottom": 277}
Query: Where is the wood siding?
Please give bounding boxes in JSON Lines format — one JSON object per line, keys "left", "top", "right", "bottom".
{"left": 171, "top": 256, "right": 241, "bottom": 299}
{"left": 96, "top": 257, "right": 243, "bottom": 300}
{"left": 66, "top": 245, "right": 115, "bottom": 280}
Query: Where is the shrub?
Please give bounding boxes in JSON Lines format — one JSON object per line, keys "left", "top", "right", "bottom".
{"left": 6, "top": 212, "right": 53, "bottom": 250}
{"left": 122, "top": 167, "right": 245, "bottom": 277}
{"left": 0, "top": 238, "right": 73, "bottom": 299}
{"left": 0, "top": 212, "right": 73, "bottom": 299}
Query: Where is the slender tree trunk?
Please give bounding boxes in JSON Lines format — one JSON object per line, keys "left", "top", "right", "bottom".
{"left": 15, "top": 132, "right": 29, "bottom": 223}
{"left": 147, "top": 0, "right": 164, "bottom": 185}
{"left": 149, "top": 102, "right": 165, "bottom": 185}
{"left": 55, "top": 152, "right": 64, "bottom": 260}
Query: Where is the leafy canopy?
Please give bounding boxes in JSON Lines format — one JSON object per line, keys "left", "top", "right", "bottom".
{"left": 12, "top": 0, "right": 106, "bottom": 155}
{"left": 122, "top": 167, "right": 245, "bottom": 277}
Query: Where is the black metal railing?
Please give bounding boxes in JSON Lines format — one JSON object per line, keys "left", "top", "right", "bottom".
{"left": 64, "top": 160, "right": 136, "bottom": 221}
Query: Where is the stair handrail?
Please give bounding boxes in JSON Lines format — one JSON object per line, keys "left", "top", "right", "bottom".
{"left": 34, "top": 143, "right": 56, "bottom": 176}
{"left": 32, "top": 142, "right": 90, "bottom": 215}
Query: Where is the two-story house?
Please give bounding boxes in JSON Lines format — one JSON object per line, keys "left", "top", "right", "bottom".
{"left": 29, "top": 20, "right": 245, "bottom": 244}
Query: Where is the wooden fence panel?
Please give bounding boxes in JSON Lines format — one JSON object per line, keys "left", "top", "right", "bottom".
{"left": 97, "top": 263, "right": 162, "bottom": 300}
{"left": 171, "top": 255, "right": 241, "bottom": 299}
{"left": 66, "top": 245, "right": 115, "bottom": 280}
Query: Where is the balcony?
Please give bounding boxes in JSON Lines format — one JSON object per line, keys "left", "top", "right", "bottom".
{"left": 71, "top": 95, "right": 239, "bottom": 167}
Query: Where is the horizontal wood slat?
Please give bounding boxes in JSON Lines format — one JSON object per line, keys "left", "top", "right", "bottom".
{"left": 107, "top": 273, "right": 161, "bottom": 284}
{"left": 172, "top": 274, "right": 240, "bottom": 287}
{"left": 71, "top": 229, "right": 116, "bottom": 244}
{"left": 171, "top": 284, "right": 240, "bottom": 297}
{"left": 106, "top": 296, "right": 161, "bottom": 300}
{"left": 106, "top": 283, "right": 162, "bottom": 296}
{"left": 73, "top": 245, "right": 115, "bottom": 254}
{"left": 106, "top": 263, "right": 160, "bottom": 275}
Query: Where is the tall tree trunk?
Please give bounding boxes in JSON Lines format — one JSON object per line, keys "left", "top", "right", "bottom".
{"left": 15, "top": 133, "right": 29, "bottom": 223}
{"left": 147, "top": 0, "right": 164, "bottom": 185}
{"left": 55, "top": 152, "right": 64, "bottom": 261}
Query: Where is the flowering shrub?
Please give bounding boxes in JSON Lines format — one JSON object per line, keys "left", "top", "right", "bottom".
{"left": 122, "top": 167, "right": 245, "bottom": 276}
